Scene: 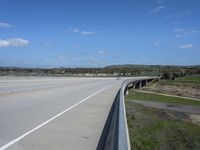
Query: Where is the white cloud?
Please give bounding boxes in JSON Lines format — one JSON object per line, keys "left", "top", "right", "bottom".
{"left": 68, "top": 27, "right": 79, "bottom": 33}
{"left": 166, "top": 11, "right": 190, "bottom": 18}
{"left": 180, "top": 44, "right": 194, "bottom": 49}
{"left": 71, "top": 28, "right": 79, "bottom": 33}
{"left": 81, "top": 31, "right": 95, "bottom": 35}
{"left": 0, "top": 22, "right": 13, "bottom": 28}
{"left": 173, "top": 28, "right": 198, "bottom": 38}
{"left": 69, "top": 27, "right": 95, "bottom": 35}
{"left": 97, "top": 50, "right": 105, "bottom": 54}
{"left": 0, "top": 38, "right": 29, "bottom": 47}
{"left": 153, "top": 42, "right": 160, "bottom": 47}
{"left": 151, "top": 5, "right": 164, "bottom": 13}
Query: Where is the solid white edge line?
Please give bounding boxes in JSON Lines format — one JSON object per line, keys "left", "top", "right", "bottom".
{"left": 0, "top": 83, "right": 117, "bottom": 150}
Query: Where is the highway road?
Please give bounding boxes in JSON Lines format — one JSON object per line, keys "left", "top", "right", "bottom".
{"left": 0, "top": 77, "right": 123, "bottom": 150}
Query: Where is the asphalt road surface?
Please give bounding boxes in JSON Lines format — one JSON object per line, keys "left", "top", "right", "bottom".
{"left": 0, "top": 77, "right": 123, "bottom": 150}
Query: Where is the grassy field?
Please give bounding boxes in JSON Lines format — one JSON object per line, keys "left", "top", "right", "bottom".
{"left": 126, "top": 88, "right": 200, "bottom": 150}
{"left": 126, "top": 100, "right": 200, "bottom": 150}
{"left": 161, "top": 75, "right": 200, "bottom": 86}
{"left": 126, "top": 90, "right": 200, "bottom": 106}
{"left": 175, "top": 75, "right": 200, "bottom": 83}
{"left": 142, "top": 75, "right": 200, "bottom": 99}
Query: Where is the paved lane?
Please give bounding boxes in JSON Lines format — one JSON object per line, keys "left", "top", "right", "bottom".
{"left": 0, "top": 77, "right": 115, "bottom": 95}
{"left": 0, "top": 77, "right": 122, "bottom": 150}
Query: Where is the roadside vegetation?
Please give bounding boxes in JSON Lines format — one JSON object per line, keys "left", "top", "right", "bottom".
{"left": 126, "top": 90, "right": 200, "bottom": 106}
{"left": 159, "top": 75, "right": 200, "bottom": 86}
{"left": 175, "top": 75, "right": 200, "bottom": 83}
{"left": 0, "top": 64, "right": 199, "bottom": 77}
{"left": 125, "top": 75, "right": 200, "bottom": 150}
{"left": 126, "top": 100, "right": 200, "bottom": 150}
{"left": 142, "top": 75, "right": 200, "bottom": 99}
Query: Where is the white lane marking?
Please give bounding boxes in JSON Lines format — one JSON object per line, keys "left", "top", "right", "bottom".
{"left": 0, "top": 83, "right": 118, "bottom": 150}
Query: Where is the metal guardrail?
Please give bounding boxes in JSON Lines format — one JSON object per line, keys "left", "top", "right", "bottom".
{"left": 97, "top": 77, "right": 160, "bottom": 150}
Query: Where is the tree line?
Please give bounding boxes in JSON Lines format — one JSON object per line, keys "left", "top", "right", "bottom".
{"left": 0, "top": 65, "right": 199, "bottom": 78}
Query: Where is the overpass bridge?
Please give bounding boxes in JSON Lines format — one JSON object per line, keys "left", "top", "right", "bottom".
{"left": 0, "top": 76, "right": 159, "bottom": 150}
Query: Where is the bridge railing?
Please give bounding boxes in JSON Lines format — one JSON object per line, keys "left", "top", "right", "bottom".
{"left": 98, "top": 77, "right": 160, "bottom": 150}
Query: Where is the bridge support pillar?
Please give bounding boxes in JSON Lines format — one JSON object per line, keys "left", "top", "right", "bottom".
{"left": 139, "top": 81, "right": 142, "bottom": 89}
{"left": 128, "top": 83, "right": 133, "bottom": 90}
{"left": 133, "top": 83, "right": 136, "bottom": 89}
{"left": 126, "top": 90, "right": 129, "bottom": 95}
{"left": 144, "top": 80, "right": 148, "bottom": 86}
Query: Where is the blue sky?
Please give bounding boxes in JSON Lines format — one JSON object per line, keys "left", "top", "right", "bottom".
{"left": 0, "top": 0, "right": 200, "bottom": 67}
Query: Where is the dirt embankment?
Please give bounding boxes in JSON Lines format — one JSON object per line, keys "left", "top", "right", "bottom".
{"left": 131, "top": 100, "right": 200, "bottom": 126}
{"left": 142, "top": 84, "right": 200, "bottom": 99}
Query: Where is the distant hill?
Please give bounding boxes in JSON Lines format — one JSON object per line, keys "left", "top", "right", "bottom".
{"left": 105, "top": 64, "right": 200, "bottom": 69}
{"left": 0, "top": 64, "right": 199, "bottom": 77}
